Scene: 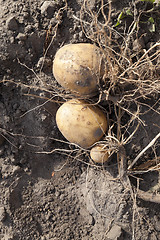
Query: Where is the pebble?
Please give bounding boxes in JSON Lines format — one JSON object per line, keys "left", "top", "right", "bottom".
{"left": 41, "top": 1, "right": 56, "bottom": 18}
{"left": 6, "top": 16, "right": 18, "bottom": 31}
{"left": 106, "top": 224, "right": 122, "bottom": 240}
{"left": 10, "top": 36, "right": 15, "bottom": 44}
{"left": 16, "top": 33, "right": 27, "bottom": 41}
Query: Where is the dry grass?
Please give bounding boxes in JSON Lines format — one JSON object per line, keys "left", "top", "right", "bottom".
{"left": 77, "top": 0, "right": 160, "bottom": 237}
{"left": 77, "top": 0, "right": 160, "bottom": 166}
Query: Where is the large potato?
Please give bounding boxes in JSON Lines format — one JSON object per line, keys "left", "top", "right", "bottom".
{"left": 56, "top": 99, "right": 107, "bottom": 148}
{"left": 53, "top": 43, "right": 103, "bottom": 97}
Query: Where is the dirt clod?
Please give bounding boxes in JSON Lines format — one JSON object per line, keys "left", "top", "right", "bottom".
{"left": 6, "top": 16, "right": 18, "bottom": 31}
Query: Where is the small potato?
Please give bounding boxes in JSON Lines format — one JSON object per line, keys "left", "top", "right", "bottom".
{"left": 90, "top": 145, "right": 109, "bottom": 163}
{"left": 53, "top": 43, "right": 103, "bottom": 97}
{"left": 56, "top": 99, "right": 107, "bottom": 148}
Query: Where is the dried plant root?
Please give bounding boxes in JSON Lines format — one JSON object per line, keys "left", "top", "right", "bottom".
{"left": 118, "top": 144, "right": 160, "bottom": 204}
{"left": 136, "top": 189, "right": 160, "bottom": 204}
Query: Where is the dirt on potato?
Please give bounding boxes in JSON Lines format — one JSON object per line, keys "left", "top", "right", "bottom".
{"left": 0, "top": 0, "right": 160, "bottom": 240}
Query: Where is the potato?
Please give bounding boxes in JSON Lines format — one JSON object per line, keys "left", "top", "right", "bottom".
{"left": 90, "top": 144, "right": 109, "bottom": 163}
{"left": 56, "top": 99, "right": 107, "bottom": 148}
{"left": 53, "top": 43, "right": 103, "bottom": 97}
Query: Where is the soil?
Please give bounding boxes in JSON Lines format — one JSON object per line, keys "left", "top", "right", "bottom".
{"left": 0, "top": 0, "right": 160, "bottom": 240}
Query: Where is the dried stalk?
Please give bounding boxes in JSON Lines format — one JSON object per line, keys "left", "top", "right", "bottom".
{"left": 128, "top": 133, "right": 160, "bottom": 170}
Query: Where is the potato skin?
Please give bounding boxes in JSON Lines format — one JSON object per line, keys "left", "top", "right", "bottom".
{"left": 56, "top": 99, "right": 107, "bottom": 148}
{"left": 90, "top": 145, "right": 109, "bottom": 163}
{"left": 53, "top": 43, "right": 103, "bottom": 97}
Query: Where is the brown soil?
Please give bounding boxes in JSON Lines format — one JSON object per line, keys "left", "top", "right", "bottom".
{"left": 0, "top": 0, "right": 160, "bottom": 239}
